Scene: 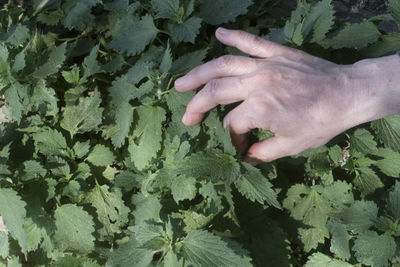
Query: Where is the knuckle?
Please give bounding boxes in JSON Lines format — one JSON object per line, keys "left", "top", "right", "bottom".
{"left": 215, "top": 55, "right": 234, "bottom": 71}
{"left": 206, "top": 79, "right": 220, "bottom": 97}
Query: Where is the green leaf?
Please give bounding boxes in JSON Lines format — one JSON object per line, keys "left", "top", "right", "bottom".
{"left": 1, "top": 24, "right": 29, "bottom": 46}
{"left": 33, "top": 42, "right": 67, "bottom": 79}
{"left": 331, "top": 200, "right": 378, "bottom": 234}
{"left": 85, "top": 184, "right": 129, "bottom": 239}
{"left": 350, "top": 128, "right": 378, "bottom": 155}
{"left": 371, "top": 115, "right": 400, "bottom": 152}
{"left": 32, "top": 129, "right": 68, "bottom": 157}
{"left": 234, "top": 162, "right": 280, "bottom": 209}
{"left": 353, "top": 167, "right": 383, "bottom": 196}
{"left": 128, "top": 106, "right": 166, "bottom": 170}
{"left": 131, "top": 194, "right": 162, "bottom": 225}
{"left": 81, "top": 44, "right": 101, "bottom": 81}
{"left": 364, "top": 33, "right": 400, "bottom": 57}
{"left": 178, "top": 151, "right": 240, "bottom": 183}
{"left": 353, "top": 231, "right": 396, "bottom": 267}
{"left": 0, "top": 189, "right": 28, "bottom": 257}
{"left": 374, "top": 148, "right": 400, "bottom": 177}
{"left": 72, "top": 140, "right": 91, "bottom": 159}
{"left": 19, "top": 160, "right": 47, "bottom": 182}
{"left": 309, "top": 0, "right": 335, "bottom": 43}
{"left": 386, "top": 181, "right": 400, "bottom": 220}
{"left": 4, "top": 82, "right": 27, "bottom": 124}
{"left": 325, "top": 20, "right": 381, "bottom": 49}
{"left": 50, "top": 255, "right": 101, "bottom": 267}
{"left": 299, "top": 227, "right": 329, "bottom": 252}
{"left": 171, "top": 175, "right": 197, "bottom": 203}
{"left": 53, "top": 204, "right": 95, "bottom": 253}
{"left": 171, "top": 48, "right": 208, "bottom": 75}
{"left": 152, "top": 0, "right": 180, "bottom": 20}
{"left": 171, "top": 17, "right": 202, "bottom": 44}
{"left": 200, "top": 0, "right": 253, "bottom": 25}
{"left": 182, "top": 230, "right": 248, "bottom": 267}
{"left": 160, "top": 41, "right": 172, "bottom": 74}
{"left": 283, "top": 184, "right": 331, "bottom": 228}
{"left": 327, "top": 222, "right": 351, "bottom": 260}
{"left": 0, "top": 231, "right": 9, "bottom": 259}
{"left": 112, "top": 102, "right": 134, "bottom": 148}
{"left": 109, "top": 14, "right": 158, "bottom": 56}
{"left": 86, "top": 144, "right": 115, "bottom": 167}
{"left": 62, "top": 0, "right": 98, "bottom": 30}
{"left": 306, "top": 252, "right": 352, "bottom": 267}
{"left": 61, "top": 89, "right": 103, "bottom": 137}
{"left": 106, "top": 237, "right": 153, "bottom": 267}
{"left": 389, "top": 0, "right": 400, "bottom": 25}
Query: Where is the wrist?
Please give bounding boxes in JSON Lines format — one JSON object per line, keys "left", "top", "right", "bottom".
{"left": 345, "top": 55, "right": 400, "bottom": 124}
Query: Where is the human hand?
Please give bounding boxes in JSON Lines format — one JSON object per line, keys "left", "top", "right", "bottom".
{"left": 174, "top": 28, "right": 394, "bottom": 164}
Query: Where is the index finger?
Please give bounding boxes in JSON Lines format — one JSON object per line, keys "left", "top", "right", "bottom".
{"left": 215, "top": 28, "right": 299, "bottom": 58}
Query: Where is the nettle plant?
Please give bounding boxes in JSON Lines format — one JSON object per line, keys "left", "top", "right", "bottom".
{"left": 0, "top": 0, "right": 400, "bottom": 266}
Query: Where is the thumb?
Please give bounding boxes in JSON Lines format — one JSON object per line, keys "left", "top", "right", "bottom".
{"left": 245, "top": 137, "right": 296, "bottom": 164}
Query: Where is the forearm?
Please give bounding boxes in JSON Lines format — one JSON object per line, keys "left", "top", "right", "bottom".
{"left": 348, "top": 55, "right": 400, "bottom": 125}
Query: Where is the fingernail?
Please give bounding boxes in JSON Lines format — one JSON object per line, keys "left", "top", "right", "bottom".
{"left": 175, "top": 78, "right": 185, "bottom": 88}
{"left": 182, "top": 113, "right": 188, "bottom": 124}
{"left": 217, "top": 27, "right": 228, "bottom": 36}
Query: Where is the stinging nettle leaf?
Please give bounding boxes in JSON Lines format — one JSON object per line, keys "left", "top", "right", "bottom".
{"left": 61, "top": 89, "right": 104, "bottom": 137}
{"left": 33, "top": 42, "right": 67, "bottom": 79}
{"left": 109, "top": 14, "right": 158, "bottom": 56}
{"left": 171, "top": 17, "right": 202, "bottom": 44}
{"left": 200, "top": 0, "right": 253, "bottom": 25}
{"left": 234, "top": 162, "right": 281, "bottom": 209}
{"left": 86, "top": 144, "right": 116, "bottom": 167}
{"left": 152, "top": 0, "right": 180, "bottom": 20}
{"left": 53, "top": 204, "right": 95, "bottom": 253}
{"left": 182, "top": 230, "right": 249, "bottom": 267}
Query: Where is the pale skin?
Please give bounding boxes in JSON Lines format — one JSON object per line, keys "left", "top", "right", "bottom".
{"left": 174, "top": 27, "right": 400, "bottom": 164}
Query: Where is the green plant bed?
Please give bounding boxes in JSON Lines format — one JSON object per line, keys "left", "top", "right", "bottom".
{"left": 0, "top": 0, "right": 400, "bottom": 266}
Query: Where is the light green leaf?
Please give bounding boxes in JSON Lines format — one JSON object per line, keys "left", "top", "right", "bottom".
{"left": 53, "top": 204, "right": 95, "bottom": 253}
{"left": 331, "top": 200, "right": 378, "bottom": 234}
{"left": 106, "top": 237, "right": 153, "bottom": 267}
{"left": 61, "top": 89, "right": 103, "bottom": 137}
{"left": 374, "top": 148, "right": 400, "bottom": 177}
{"left": 353, "top": 167, "right": 383, "bottom": 196}
{"left": 182, "top": 230, "right": 248, "bottom": 267}
{"left": 160, "top": 41, "right": 172, "bottom": 74}
{"left": 131, "top": 194, "right": 162, "bottom": 225}
{"left": 234, "top": 162, "right": 280, "bottom": 209}
{"left": 299, "top": 227, "right": 329, "bottom": 252}
{"left": 353, "top": 231, "right": 396, "bottom": 267}
{"left": 0, "top": 189, "right": 28, "bottom": 257}
{"left": 128, "top": 106, "right": 166, "bottom": 170}
{"left": 371, "top": 115, "right": 400, "bottom": 152}
{"left": 327, "top": 222, "right": 351, "bottom": 260}
{"left": 72, "top": 140, "right": 91, "bottom": 159}
{"left": 350, "top": 128, "right": 378, "bottom": 155}
{"left": 306, "top": 252, "right": 352, "bottom": 267}
{"left": 85, "top": 184, "right": 129, "bottom": 239}
{"left": 283, "top": 184, "right": 331, "bottom": 228}
{"left": 32, "top": 129, "right": 68, "bottom": 157}
{"left": 86, "top": 144, "right": 115, "bottom": 167}
{"left": 325, "top": 20, "right": 381, "bottom": 49}
{"left": 171, "top": 175, "right": 197, "bottom": 203}
{"left": 0, "top": 231, "right": 8, "bottom": 259}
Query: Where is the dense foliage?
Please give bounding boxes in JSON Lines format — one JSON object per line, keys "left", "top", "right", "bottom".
{"left": 0, "top": 0, "right": 400, "bottom": 266}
